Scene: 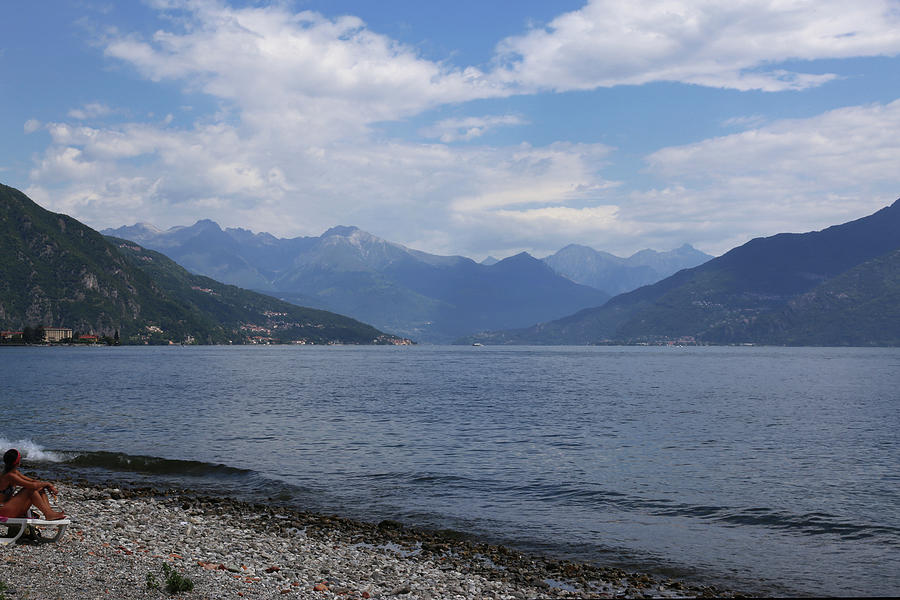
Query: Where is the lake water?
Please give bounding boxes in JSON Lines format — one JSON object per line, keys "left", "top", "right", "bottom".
{"left": 1, "top": 345, "right": 898, "bottom": 596}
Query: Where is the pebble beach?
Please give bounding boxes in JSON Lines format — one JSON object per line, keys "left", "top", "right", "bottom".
{"left": 0, "top": 481, "right": 740, "bottom": 599}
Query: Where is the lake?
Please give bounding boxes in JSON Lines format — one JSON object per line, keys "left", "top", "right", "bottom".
{"left": 1, "top": 345, "right": 898, "bottom": 596}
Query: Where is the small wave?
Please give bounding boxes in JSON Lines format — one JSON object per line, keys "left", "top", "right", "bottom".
{"left": 653, "top": 503, "right": 900, "bottom": 540}
{"left": 62, "top": 451, "right": 253, "bottom": 479}
{"left": 503, "top": 480, "right": 900, "bottom": 542}
{"left": 0, "top": 438, "right": 68, "bottom": 463}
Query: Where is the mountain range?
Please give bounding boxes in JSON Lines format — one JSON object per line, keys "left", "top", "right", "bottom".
{"left": 0, "top": 184, "right": 404, "bottom": 345}
{"left": 543, "top": 243, "right": 712, "bottom": 295}
{"left": 7, "top": 180, "right": 895, "bottom": 346}
{"left": 466, "top": 198, "right": 900, "bottom": 346}
{"left": 103, "top": 222, "right": 709, "bottom": 342}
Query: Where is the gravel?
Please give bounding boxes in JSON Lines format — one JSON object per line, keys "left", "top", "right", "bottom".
{"left": 0, "top": 482, "right": 741, "bottom": 599}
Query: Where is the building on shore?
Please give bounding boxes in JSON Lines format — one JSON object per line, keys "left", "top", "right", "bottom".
{"left": 43, "top": 327, "right": 73, "bottom": 342}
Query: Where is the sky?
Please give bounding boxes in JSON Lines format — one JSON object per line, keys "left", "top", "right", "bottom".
{"left": 2, "top": 0, "right": 900, "bottom": 260}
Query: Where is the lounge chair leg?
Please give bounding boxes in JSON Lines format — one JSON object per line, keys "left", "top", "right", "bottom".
{"left": 36, "top": 523, "right": 68, "bottom": 543}
{"left": 0, "top": 523, "right": 26, "bottom": 545}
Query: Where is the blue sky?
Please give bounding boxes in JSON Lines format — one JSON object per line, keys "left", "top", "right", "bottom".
{"left": 2, "top": 0, "right": 900, "bottom": 259}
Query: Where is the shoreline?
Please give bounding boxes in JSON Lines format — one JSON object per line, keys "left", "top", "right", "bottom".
{"left": 1, "top": 481, "right": 742, "bottom": 599}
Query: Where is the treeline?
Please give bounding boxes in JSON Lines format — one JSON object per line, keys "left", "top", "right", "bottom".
{"left": 0, "top": 327, "right": 121, "bottom": 345}
{"left": 0, "top": 326, "right": 47, "bottom": 344}
{"left": 21, "top": 326, "right": 44, "bottom": 343}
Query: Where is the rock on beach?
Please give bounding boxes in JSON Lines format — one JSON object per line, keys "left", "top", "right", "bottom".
{"left": 0, "top": 482, "right": 739, "bottom": 599}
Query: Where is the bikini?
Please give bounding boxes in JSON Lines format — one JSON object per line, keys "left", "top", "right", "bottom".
{"left": 0, "top": 483, "right": 11, "bottom": 510}
{"left": 1, "top": 452, "right": 19, "bottom": 505}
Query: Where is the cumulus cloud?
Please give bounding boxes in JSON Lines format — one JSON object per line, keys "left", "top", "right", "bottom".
{"left": 102, "top": 0, "right": 503, "bottom": 141}
{"left": 635, "top": 99, "right": 900, "bottom": 253}
{"left": 447, "top": 99, "right": 900, "bottom": 257}
{"left": 27, "top": 112, "right": 617, "bottom": 248}
{"left": 24, "top": 0, "right": 900, "bottom": 259}
{"left": 494, "top": 0, "right": 900, "bottom": 92}
{"left": 27, "top": 1, "right": 618, "bottom": 249}
{"left": 450, "top": 143, "right": 614, "bottom": 210}
{"left": 647, "top": 100, "right": 900, "bottom": 188}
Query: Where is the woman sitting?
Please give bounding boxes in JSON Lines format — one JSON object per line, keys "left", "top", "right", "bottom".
{"left": 0, "top": 449, "right": 66, "bottom": 520}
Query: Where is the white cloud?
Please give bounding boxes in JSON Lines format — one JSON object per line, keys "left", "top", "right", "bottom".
{"left": 636, "top": 99, "right": 900, "bottom": 253}
{"left": 27, "top": 112, "right": 618, "bottom": 249}
{"left": 102, "top": 1, "right": 503, "bottom": 142}
{"left": 450, "top": 142, "right": 614, "bottom": 211}
{"left": 496, "top": 205, "right": 619, "bottom": 226}
{"left": 68, "top": 103, "right": 113, "bottom": 120}
{"left": 419, "top": 115, "right": 527, "bottom": 143}
{"left": 442, "top": 99, "right": 900, "bottom": 257}
{"left": 494, "top": 0, "right": 900, "bottom": 92}
{"left": 30, "top": 146, "right": 102, "bottom": 183}
{"left": 24, "top": 119, "right": 42, "bottom": 134}
{"left": 647, "top": 100, "right": 900, "bottom": 187}
{"left": 23, "top": 0, "right": 900, "bottom": 261}
{"left": 26, "top": 1, "right": 618, "bottom": 250}
{"left": 26, "top": 177, "right": 161, "bottom": 223}
{"left": 485, "top": 205, "right": 628, "bottom": 253}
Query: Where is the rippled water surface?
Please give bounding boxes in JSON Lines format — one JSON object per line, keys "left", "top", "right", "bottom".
{"left": 2, "top": 345, "right": 898, "bottom": 595}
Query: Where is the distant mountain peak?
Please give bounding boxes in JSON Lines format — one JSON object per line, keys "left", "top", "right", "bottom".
{"left": 552, "top": 244, "right": 620, "bottom": 261}
{"left": 104, "top": 222, "right": 161, "bottom": 234}
{"left": 191, "top": 218, "right": 222, "bottom": 231}
{"left": 133, "top": 222, "right": 161, "bottom": 233}
{"left": 322, "top": 225, "right": 361, "bottom": 238}
{"left": 558, "top": 243, "right": 593, "bottom": 252}
{"left": 542, "top": 242, "right": 712, "bottom": 296}
{"left": 497, "top": 251, "right": 537, "bottom": 264}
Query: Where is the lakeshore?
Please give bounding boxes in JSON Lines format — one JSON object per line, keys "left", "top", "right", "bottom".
{"left": 1, "top": 481, "right": 737, "bottom": 599}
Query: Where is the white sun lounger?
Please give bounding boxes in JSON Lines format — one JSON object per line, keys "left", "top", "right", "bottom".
{"left": 0, "top": 509, "right": 70, "bottom": 545}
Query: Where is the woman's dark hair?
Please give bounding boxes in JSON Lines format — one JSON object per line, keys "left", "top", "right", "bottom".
{"left": 3, "top": 449, "right": 20, "bottom": 473}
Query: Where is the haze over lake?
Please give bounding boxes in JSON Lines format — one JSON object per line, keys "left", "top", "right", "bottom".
{"left": 4, "top": 345, "right": 898, "bottom": 597}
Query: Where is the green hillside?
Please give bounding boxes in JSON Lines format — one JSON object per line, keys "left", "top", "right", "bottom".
{"left": 110, "top": 238, "right": 401, "bottom": 344}
{"left": 0, "top": 184, "right": 405, "bottom": 345}
{"left": 711, "top": 249, "right": 900, "bottom": 346}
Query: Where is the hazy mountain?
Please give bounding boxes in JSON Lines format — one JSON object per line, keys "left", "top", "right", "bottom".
{"left": 542, "top": 243, "right": 712, "bottom": 295}
{"left": 0, "top": 184, "right": 403, "bottom": 345}
{"left": 465, "top": 199, "right": 900, "bottom": 346}
{"left": 104, "top": 222, "right": 610, "bottom": 342}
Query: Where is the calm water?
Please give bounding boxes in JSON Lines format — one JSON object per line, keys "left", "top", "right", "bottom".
{"left": 1, "top": 345, "right": 898, "bottom": 596}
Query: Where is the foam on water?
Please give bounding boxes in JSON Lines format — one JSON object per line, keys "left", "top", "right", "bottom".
{"left": 0, "top": 437, "right": 68, "bottom": 463}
